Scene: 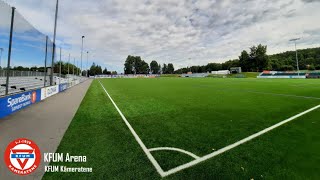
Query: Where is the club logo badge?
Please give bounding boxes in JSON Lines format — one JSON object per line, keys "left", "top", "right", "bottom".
{"left": 4, "top": 138, "right": 41, "bottom": 175}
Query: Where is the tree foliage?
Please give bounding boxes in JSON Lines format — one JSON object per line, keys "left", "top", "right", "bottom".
{"left": 53, "top": 61, "right": 81, "bottom": 75}
{"left": 124, "top": 55, "right": 150, "bottom": 74}
{"left": 89, "top": 62, "right": 103, "bottom": 76}
{"left": 268, "top": 47, "right": 320, "bottom": 71}
{"left": 125, "top": 47, "right": 320, "bottom": 74}
{"left": 150, "top": 60, "right": 160, "bottom": 74}
{"left": 174, "top": 60, "right": 239, "bottom": 74}
{"left": 167, "top": 63, "right": 175, "bottom": 74}
{"left": 162, "top": 64, "right": 168, "bottom": 74}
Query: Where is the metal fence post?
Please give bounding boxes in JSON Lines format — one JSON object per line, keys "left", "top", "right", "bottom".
{"left": 44, "top": 36, "right": 48, "bottom": 87}
{"left": 59, "top": 47, "right": 61, "bottom": 84}
{"left": 73, "top": 58, "right": 75, "bottom": 76}
{"left": 68, "top": 54, "right": 70, "bottom": 75}
{"left": 68, "top": 53, "right": 70, "bottom": 84}
{"left": 5, "top": 7, "right": 15, "bottom": 95}
{"left": 51, "top": 0, "right": 59, "bottom": 86}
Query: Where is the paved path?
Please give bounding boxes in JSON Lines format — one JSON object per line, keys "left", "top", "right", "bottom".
{"left": 0, "top": 79, "right": 93, "bottom": 180}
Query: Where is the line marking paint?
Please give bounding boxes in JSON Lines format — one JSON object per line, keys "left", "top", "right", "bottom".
{"left": 99, "top": 79, "right": 320, "bottom": 178}
{"left": 162, "top": 104, "right": 320, "bottom": 177}
{"left": 195, "top": 85, "right": 320, "bottom": 100}
{"left": 149, "top": 147, "right": 200, "bottom": 159}
{"left": 242, "top": 90, "right": 320, "bottom": 100}
{"left": 98, "top": 80, "right": 165, "bottom": 177}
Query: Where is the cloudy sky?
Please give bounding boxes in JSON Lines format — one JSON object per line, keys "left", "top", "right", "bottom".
{"left": 1, "top": 0, "right": 320, "bottom": 72}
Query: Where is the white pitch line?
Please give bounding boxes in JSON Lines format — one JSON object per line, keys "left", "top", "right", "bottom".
{"left": 162, "top": 104, "right": 320, "bottom": 177}
{"left": 98, "top": 81, "right": 166, "bottom": 177}
{"left": 149, "top": 147, "right": 200, "bottom": 159}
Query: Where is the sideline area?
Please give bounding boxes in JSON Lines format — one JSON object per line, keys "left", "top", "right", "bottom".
{"left": 0, "top": 79, "right": 92, "bottom": 180}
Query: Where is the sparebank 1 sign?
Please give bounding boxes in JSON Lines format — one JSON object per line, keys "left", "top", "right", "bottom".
{"left": 0, "top": 90, "right": 41, "bottom": 119}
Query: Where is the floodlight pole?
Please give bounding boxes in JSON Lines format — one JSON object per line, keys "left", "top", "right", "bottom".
{"left": 188, "top": 58, "right": 192, "bottom": 73}
{"left": 295, "top": 42, "right": 299, "bottom": 76}
{"left": 81, "top": 36, "right": 85, "bottom": 76}
{"left": 59, "top": 48, "right": 62, "bottom": 84}
{"left": 68, "top": 53, "right": 70, "bottom": 75}
{"left": 0, "top": 48, "right": 3, "bottom": 69}
{"left": 51, "top": 0, "right": 59, "bottom": 86}
{"left": 68, "top": 53, "right": 70, "bottom": 84}
{"left": 5, "top": 7, "right": 15, "bottom": 95}
{"left": 73, "top": 58, "right": 75, "bottom": 76}
{"left": 77, "top": 60, "right": 79, "bottom": 75}
{"left": 290, "top": 38, "right": 300, "bottom": 76}
{"left": 44, "top": 36, "right": 48, "bottom": 87}
{"left": 86, "top": 51, "right": 89, "bottom": 77}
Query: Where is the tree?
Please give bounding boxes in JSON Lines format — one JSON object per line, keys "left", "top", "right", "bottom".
{"left": 254, "top": 44, "right": 268, "bottom": 71}
{"left": 124, "top": 47, "right": 320, "bottom": 74}
{"left": 140, "top": 61, "right": 149, "bottom": 74}
{"left": 308, "top": 64, "right": 315, "bottom": 70}
{"left": 206, "top": 63, "right": 222, "bottom": 72}
{"left": 124, "top": 55, "right": 135, "bottom": 74}
{"left": 222, "top": 59, "right": 239, "bottom": 70}
{"left": 239, "top": 50, "right": 250, "bottom": 72}
{"left": 167, "top": 63, "right": 174, "bottom": 74}
{"left": 162, "top": 64, "right": 168, "bottom": 74}
{"left": 14, "top": 66, "right": 30, "bottom": 71}
{"left": 124, "top": 55, "right": 149, "bottom": 74}
{"left": 133, "top": 56, "right": 143, "bottom": 74}
{"left": 103, "top": 68, "right": 108, "bottom": 74}
{"left": 89, "top": 63, "right": 103, "bottom": 76}
{"left": 150, "top": 60, "right": 160, "bottom": 74}
{"left": 96, "top": 65, "right": 103, "bottom": 75}
{"left": 89, "top": 63, "right": 97, "bottom": 76}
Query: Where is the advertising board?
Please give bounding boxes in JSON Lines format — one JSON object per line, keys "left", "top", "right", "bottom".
{"left": 0, "top": 89, "right": 41, "bottom": 119}
{"left": 41, "top": 85, "right": 59, "bottom": 100}
{"left": 59, "top": 83, "right": 68, "bottom": 92}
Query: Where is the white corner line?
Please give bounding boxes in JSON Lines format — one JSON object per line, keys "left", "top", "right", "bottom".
{"left": 162, "top": 104, "right": 320, "bottom": 177}
{"left": 149, "top": 147, "right": 200, "bottom": 160}
{"left": 98, "top": 80, "right": 166, "bottom": 177}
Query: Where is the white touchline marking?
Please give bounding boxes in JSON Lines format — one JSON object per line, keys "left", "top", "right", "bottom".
{"left": 98, "top": 80, "right": 166, "bottom": 177}
{"left": 196, "top": 85, "right": 320, "bottom": 100}
{"left": 242, "top": 90, "right": 320, "bottom": 100}
{"left": 162, "top": 104, "right": 320, "bottom": 177}
{"left": 149, "top": 147, "right": 200, "bottom": 159}
{"left": 99, "top": 80, "right": 320, "bottom": 178}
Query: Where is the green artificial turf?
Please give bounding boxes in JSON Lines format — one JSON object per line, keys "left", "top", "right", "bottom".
{"left": 43, "top": 78, "right": 320, "bottom": 179}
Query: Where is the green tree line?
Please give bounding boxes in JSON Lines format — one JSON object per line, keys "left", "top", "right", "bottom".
{"left": 7, "top": 62, "right": 81, "bottom": 75}
{"left": 88, "top": 63, "right": 117, "bottom": 76}
{"left": 124, "top": 55, "right": 175, "bottom": 74}
{"left": 7, "top": 61, "right": 116, "bottom": 77}
{"left": 175, "top": 45, "right": 320, "bottom": 73}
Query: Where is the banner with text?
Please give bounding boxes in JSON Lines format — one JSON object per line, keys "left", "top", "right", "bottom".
{"left": 0, "top": 89, "right": 41, "bottom": 119}
{"left": 41, "top": 85, "right": 59, "bottom": 100}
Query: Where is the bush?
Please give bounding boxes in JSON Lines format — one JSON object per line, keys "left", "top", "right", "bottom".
{"left": 308, "top": 64, "right": 315, "bottom": 71}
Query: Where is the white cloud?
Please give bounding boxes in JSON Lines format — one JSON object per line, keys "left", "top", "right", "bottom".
{"left": 2, "top": 0, "right": 320, "bottom": 72}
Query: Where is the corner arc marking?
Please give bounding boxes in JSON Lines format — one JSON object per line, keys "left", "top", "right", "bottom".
{"left": 149, "top": 147, "right": 200, "bottom": 159}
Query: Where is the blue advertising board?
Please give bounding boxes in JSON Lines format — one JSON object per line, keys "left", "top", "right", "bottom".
{"left": 59, "top": 83, "right": 68, "bottom": 92}
{"left": 0, "top": 89, "right": 41, "bottom": 119}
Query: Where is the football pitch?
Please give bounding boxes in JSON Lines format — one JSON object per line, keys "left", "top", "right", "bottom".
{"left": 44, "top": 78, "right": 320, "bottom": 179}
